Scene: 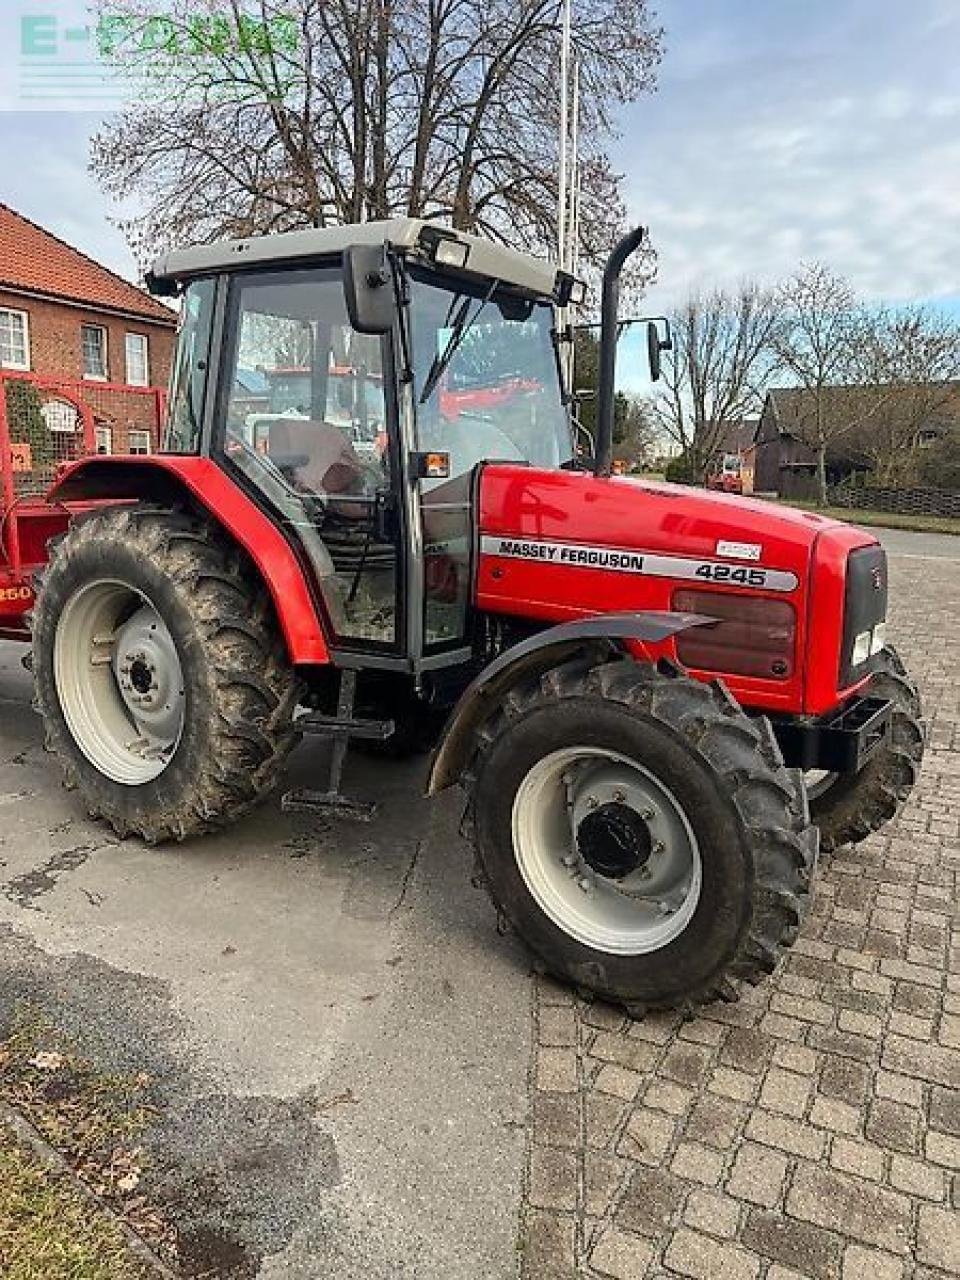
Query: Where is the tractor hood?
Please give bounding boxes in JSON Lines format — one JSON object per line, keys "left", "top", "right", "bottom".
{"left": 476, "top": 465, "right": 868, "bottom": 572}
{"left": 474, "top": 465, "right": 880, "bottom": 719}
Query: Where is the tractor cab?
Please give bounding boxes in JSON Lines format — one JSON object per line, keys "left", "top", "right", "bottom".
{"left": 153, "top": 219, "right": 581, "bottom": 664}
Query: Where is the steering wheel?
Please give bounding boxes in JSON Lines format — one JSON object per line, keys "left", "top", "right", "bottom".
{"left": 226, "top": 430, "right": 327, "bottom": 517}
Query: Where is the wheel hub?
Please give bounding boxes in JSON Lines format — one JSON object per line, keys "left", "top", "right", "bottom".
{"left": 511, "top": 747, "right": 703, "bottom": 956}
{"left": 129, "top": 659, "right": 153, "bottom": 695}
{"left": 577, "top": 802, "right": 652, "bottom": 880}
{"left": 112, "top": 605, "right": 184, "bottom": 745}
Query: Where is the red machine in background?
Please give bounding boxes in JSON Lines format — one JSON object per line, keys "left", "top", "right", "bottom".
{"left": 706, "top": 452, "right": 744, "bottom": 494}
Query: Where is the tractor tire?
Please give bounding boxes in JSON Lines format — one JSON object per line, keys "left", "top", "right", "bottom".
{"left": 31, "top": 504, "right": 301, "bottom": 843}
{"left": 807, "top": 646, "right": 924, "bottom": 855}
{"left": 465, "top": 656, "right": 817, "bottom": 1013}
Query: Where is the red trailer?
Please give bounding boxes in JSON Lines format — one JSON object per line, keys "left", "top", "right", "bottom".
{"left": 0, "top": 372, "right": 164, "bottom": 639}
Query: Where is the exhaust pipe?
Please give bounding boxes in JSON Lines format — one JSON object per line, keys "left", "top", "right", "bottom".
{"left": 595, "top": 226, "right": 647, "bottom": 477}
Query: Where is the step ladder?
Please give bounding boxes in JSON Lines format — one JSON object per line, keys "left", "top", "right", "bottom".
{"left": 281, "top": 670, "right": 394, "bottom": 820}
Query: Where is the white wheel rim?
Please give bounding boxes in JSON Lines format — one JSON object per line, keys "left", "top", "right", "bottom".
{"left": 53, "top": 579, "right": 186, "bottom": 786}
{"left": 512, "top": 746, "right": 703, "bottom": 956}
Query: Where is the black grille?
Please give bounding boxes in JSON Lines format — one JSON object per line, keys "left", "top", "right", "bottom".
{"left": 839, "top": 545, "right": 888, "bottom": 687}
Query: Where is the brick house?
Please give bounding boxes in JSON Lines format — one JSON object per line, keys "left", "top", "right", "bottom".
{"left": 0, "top": 202, "right": 176, "bottom": 455}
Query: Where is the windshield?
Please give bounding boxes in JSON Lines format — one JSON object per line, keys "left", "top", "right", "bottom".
{"left": 409, "top": 271, "right": 572, "bottom": 477}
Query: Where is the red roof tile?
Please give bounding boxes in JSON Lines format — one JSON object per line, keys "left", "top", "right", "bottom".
{"left": 0, "top": 202, "right": 176, "bottom": 326}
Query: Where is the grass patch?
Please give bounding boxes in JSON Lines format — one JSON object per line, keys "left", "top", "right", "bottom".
{"left": 0, "top": 1009, "right": 175, "bottom": 1267}
{"left": 0, "top": 1123, "right": 151, "bottom": 1279}
{"left": 778, "top": 500, "right": 960, "bottom": 536}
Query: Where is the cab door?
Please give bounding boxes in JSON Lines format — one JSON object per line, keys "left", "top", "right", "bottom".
{"left": 217, "top": 264, "right": 404, "bottom": 653}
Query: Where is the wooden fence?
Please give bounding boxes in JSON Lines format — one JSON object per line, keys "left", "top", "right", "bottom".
{"left": 826, "top": 484, "right": 960, "bottom": 519}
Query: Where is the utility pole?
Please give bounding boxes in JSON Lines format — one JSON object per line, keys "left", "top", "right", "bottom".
{"left": 557, "top": 0, "right": 572, "bottom": 269}
{"left": 569, "top": 55, "right": 581, "bottom": 276}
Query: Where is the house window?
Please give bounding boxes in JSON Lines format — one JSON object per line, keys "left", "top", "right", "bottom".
{"left": 81, "top": 324, "right": 108, "bottom": 380}
{"left": 125, "top": 333, "right": 149, "bottom": 386}
{"left": 128, "top": 429, "right": 152, "bottom": 455}
{"left": 0, "top": 308, "right": 30, "bottom": 370}
{"left": 95, "top": 426, "right": 113, "bottom": 455}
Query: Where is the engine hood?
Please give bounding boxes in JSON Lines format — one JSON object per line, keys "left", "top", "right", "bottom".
{"left": 478, "top": 465, "right": 871, "bottom": 564}
{"left": 474, "top": 465, "right": 881, "bottom": 717}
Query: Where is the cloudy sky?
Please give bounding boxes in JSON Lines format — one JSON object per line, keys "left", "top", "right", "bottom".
{"left": 620, "top": 0, "right": 960, "bottom": 314}
{"left": 1, "top": 0, "right": 958, "bottom": 318}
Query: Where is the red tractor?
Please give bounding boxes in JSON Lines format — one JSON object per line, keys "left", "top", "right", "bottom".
{"left": 0, "top": 222, "right": 923, "bottom": 1013}
{"left": 706, "top": 452, "right": 744, "bottom": 494}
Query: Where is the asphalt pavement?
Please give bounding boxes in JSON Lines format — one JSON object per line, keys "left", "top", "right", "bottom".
{"left": 0, "top": 639, "right": 532, "bottom": 1278}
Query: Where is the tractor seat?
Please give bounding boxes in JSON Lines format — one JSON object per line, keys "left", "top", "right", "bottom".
{"left": 266, "top": 419, "right": 368, "bottom": 500}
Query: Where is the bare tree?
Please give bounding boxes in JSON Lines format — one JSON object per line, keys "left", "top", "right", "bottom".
{"left": 91, "top": 0, "right": 661, "bottom": 282}
{"left": 653, "top": 284, "right": 782, "bottom": 479}
{"left": 771, "top": 263, "right": 868, "bottom": 503}
{"left": 849, "top": 305, "right": 960, "bottom": 484}
{"left": 614, "top": 394, "right": 658, "bottom": 469}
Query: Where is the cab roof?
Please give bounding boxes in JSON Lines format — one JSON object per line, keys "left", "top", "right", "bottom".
{"left": 149, "top": 217, "right": 565, "bottom": 300}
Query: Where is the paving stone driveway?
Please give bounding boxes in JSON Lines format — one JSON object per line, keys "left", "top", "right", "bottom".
{"left": 522, "top": 538, "right": 960, "bottom": 1280}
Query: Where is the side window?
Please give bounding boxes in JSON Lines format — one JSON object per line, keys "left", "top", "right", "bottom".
{"left": 223, "top": 272, "right": 386, "bottom": 501}
{"left": 165, "top": 279, "right": 215, "bottom": 453}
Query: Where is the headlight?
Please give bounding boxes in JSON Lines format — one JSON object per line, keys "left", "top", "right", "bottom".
{"left": 840, "top": 545, "right": 887, "bottom": 685}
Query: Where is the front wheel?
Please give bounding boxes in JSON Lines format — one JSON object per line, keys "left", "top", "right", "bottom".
{"left": 32, "top": 504, "right": 301, "bottom": 842}
{"left": 807, "top": 646, "right": 924, "bottom": 854}
{"left": 466, "top": 658, "right": 817, "bottom": 1012}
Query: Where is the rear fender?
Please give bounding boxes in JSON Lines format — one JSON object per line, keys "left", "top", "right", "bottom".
{"left": 46, "top": 456, "right": 330, "bottom": 665}
{"left": 426, "top": 611, "right": 713, "bottom": 794}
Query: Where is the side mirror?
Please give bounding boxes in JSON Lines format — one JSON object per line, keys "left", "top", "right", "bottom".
{"left": 647, "top": 321, "right": 663, "bottom": 383}
{"left": 343, "top": 244, "right": 397, "bottom": 335}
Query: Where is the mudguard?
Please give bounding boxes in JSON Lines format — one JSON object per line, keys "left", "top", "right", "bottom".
{"left": 426, "top": 611, "right": 714, "bottom": 794}
{"left": 45, "top": 456, "right": 331, "bottom": 665}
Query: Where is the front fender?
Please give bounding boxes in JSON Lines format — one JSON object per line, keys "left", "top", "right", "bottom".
{"left": 426, "top": 611, "right": 713, "bottom": 795}
{"left": 46, "top": 456, "right": 330, "bottom": 665}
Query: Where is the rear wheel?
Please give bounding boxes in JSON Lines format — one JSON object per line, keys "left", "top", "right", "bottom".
{"left": 466, "top": 657, "right": 817, "bottom": 1012}
{"left": 32, "top": 504, "right": 301, "bottom": 842}
{"left": 806, "top": 646, "right": 924, "bottom": 854}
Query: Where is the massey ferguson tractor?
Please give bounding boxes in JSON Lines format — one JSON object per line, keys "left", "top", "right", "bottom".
{"left": 0, "top": 221, "right": 923, "bottom": 1013}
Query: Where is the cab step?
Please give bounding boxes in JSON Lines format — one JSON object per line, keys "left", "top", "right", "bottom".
{"left": 281, "top": 670, "right": 390, "bottom": 821}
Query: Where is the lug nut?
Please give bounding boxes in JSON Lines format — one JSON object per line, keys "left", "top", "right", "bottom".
{"left": 641, "top": 807, "right": 654, "bottom": 820}
{"left": 586, "top": 795, "right": 598, "bottom": 809}
{"left": 613, "top": 789, "right": 626, "bottom": 803}
{"left": 578, "top": 877, "right": 592, "bottom": 893}
{"left": 561, "top": 854, "right": 577, "bottom": 868}
{"left": 652, "top": 841, "right": 665, "bottom": 854}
